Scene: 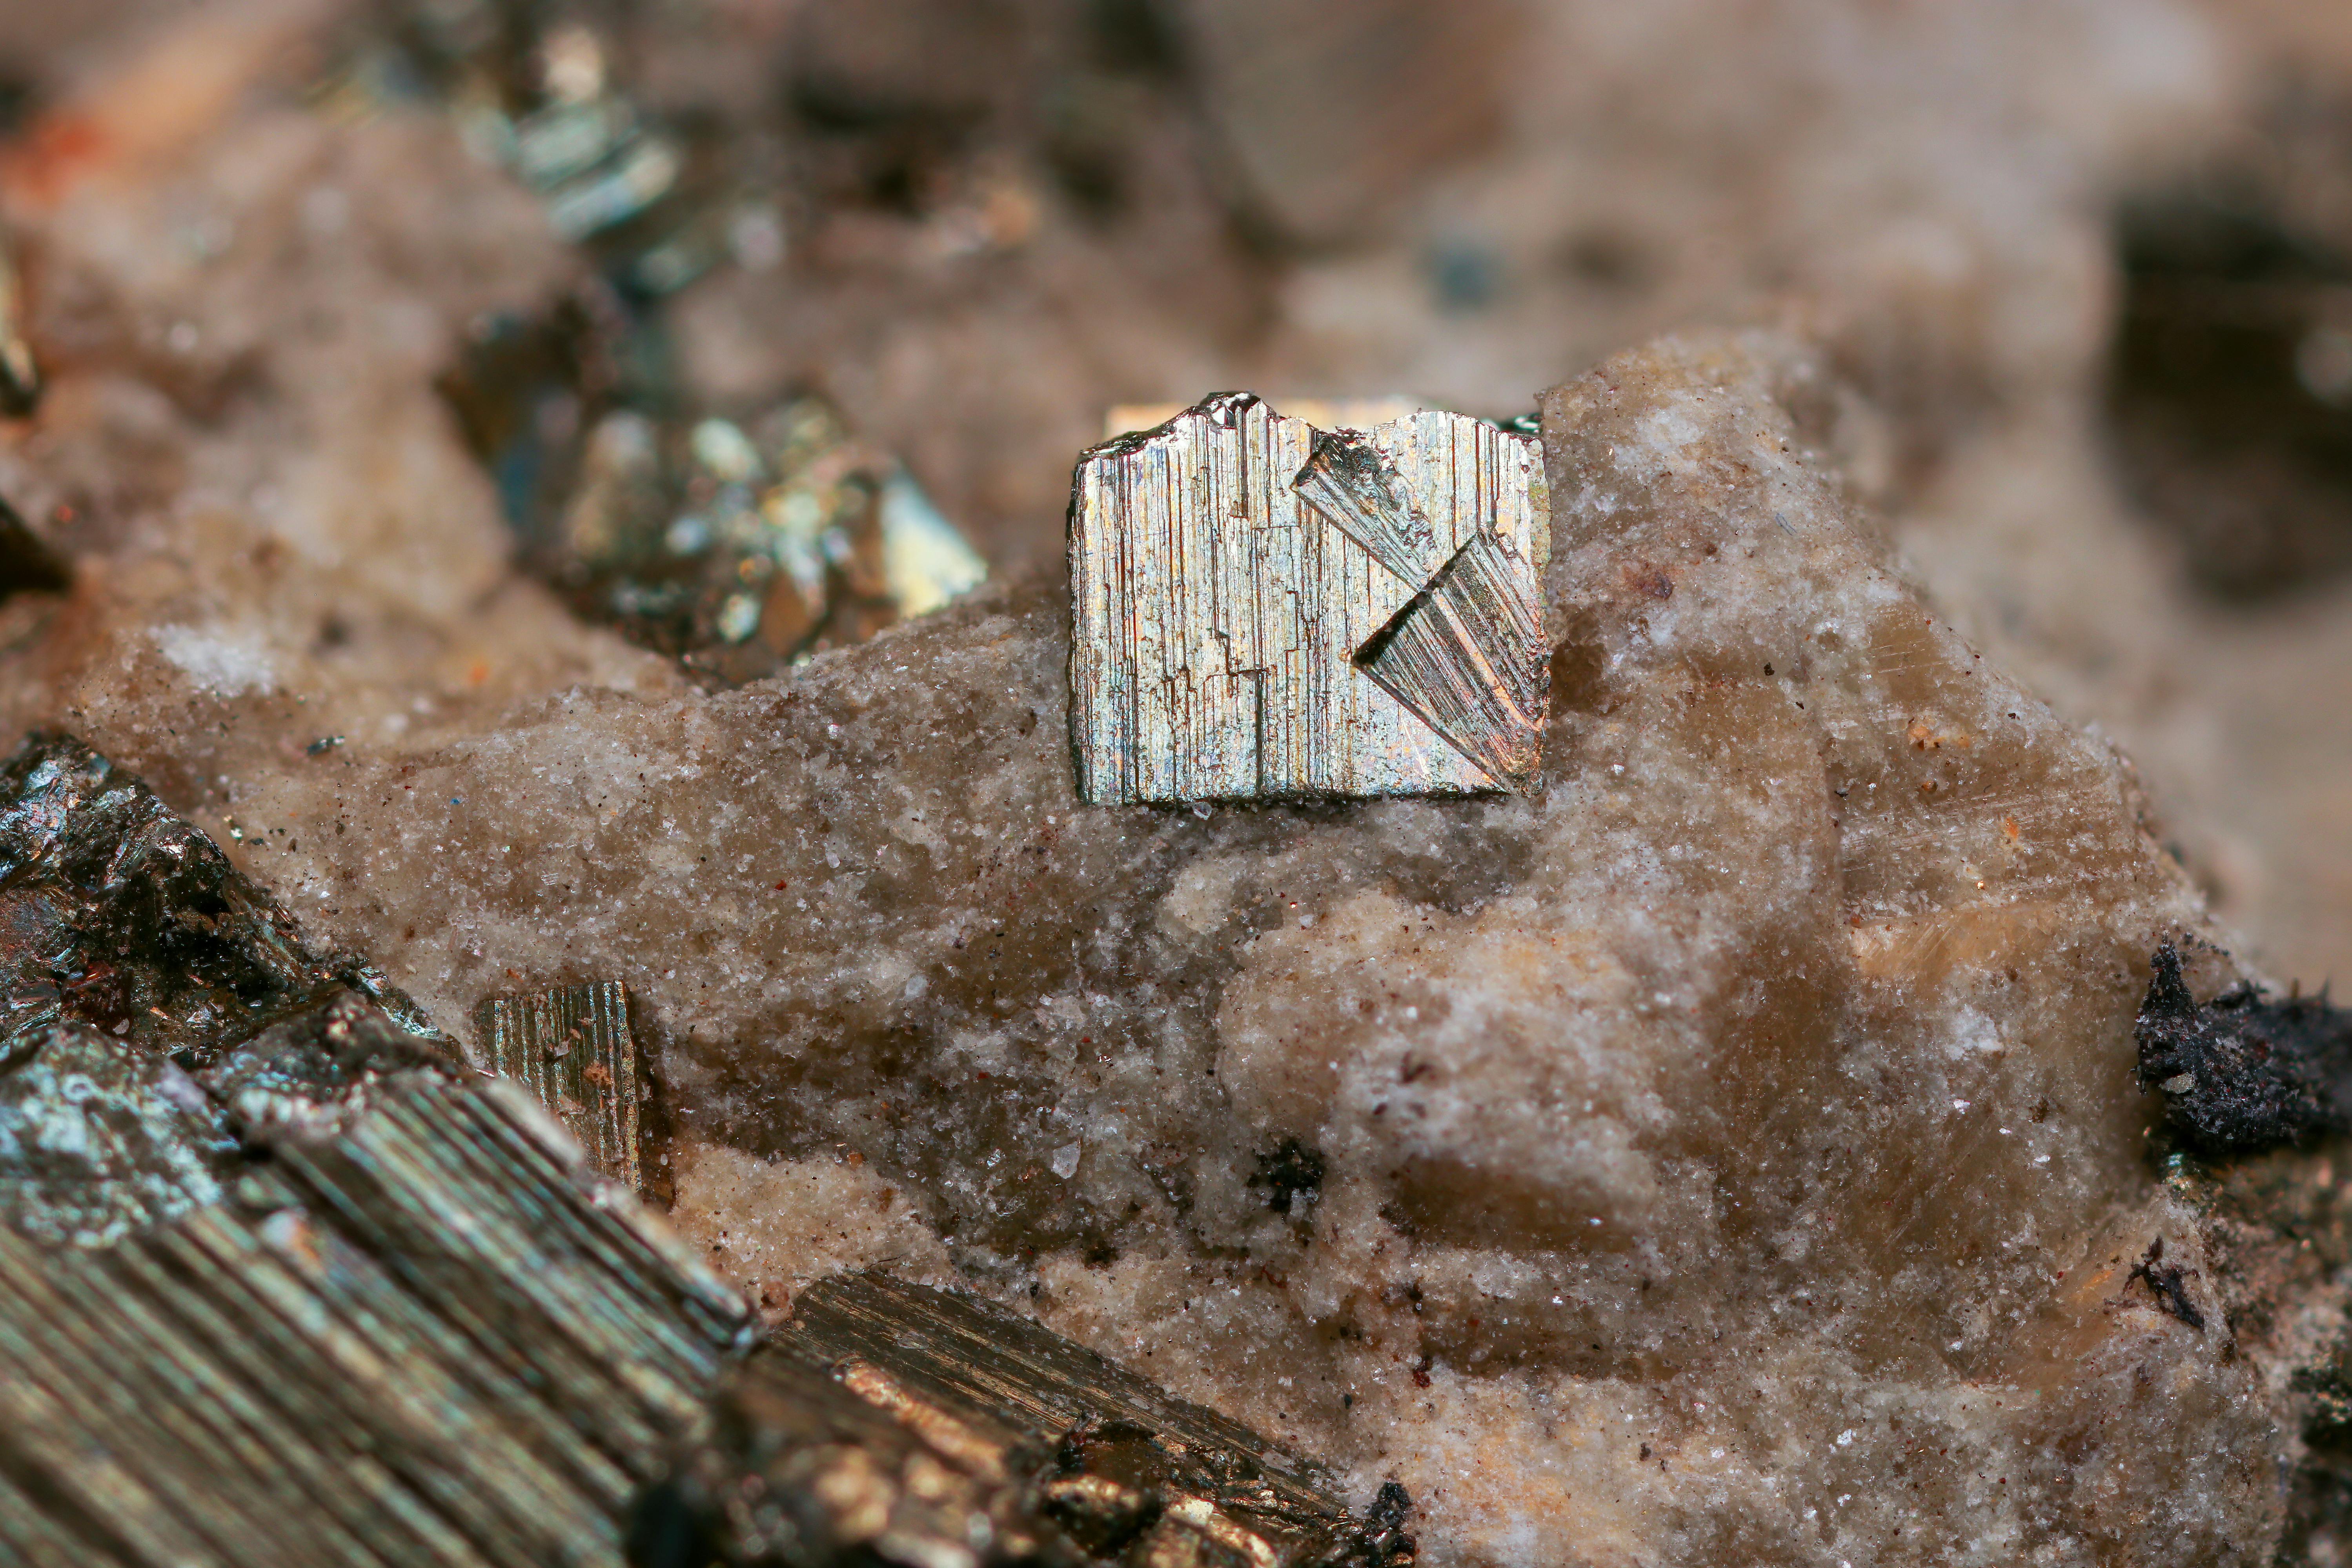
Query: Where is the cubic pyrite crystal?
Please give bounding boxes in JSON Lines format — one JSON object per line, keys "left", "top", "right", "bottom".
{"left": 1067, "top": 394, "right": 1547, "bottom": 804}
{"left": 0, "top": 735, "right": 752, "bottom": 1566}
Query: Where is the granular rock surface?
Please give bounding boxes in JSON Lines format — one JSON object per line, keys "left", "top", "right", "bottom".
{"left": 42, "top": 328, "right": 2327, "bottom": 1564}
{"left": 10, "top": 4, "right": 2352, "bottom": 1563}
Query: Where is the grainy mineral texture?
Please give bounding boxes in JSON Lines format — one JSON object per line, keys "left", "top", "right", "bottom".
{"left": 11, "top": 4, "right": 2352, "bottom": 1562}
{"left": 35, "top": 328, "right": 2319, "bottom": 1564}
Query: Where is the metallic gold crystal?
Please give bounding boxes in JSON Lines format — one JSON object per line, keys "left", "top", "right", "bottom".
{"left": 1103, "top": 397, "right": 1425, "bottom": 441}
{"left": 1068, "top": 393, "right": 1547, "bottom": 804}
{"left": 474, "top": 980, "right": 645, "bottom": 1192}
{"left": 680, "top": 1271, "right": 1416, "bottom": 1568}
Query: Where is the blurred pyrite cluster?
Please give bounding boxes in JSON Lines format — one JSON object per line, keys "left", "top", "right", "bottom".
{"left": 333, "top": 0, "right": 985, "bottom": 686}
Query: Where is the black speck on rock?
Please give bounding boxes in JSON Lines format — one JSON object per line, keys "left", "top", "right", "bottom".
{"left": 2134, "top": 942, "right": 2352, "bottom": 1154}
{"left": 2126, "top": 1237, "right": 2206, "bottom": 1331}
{"left": 1349, "top": 1480, "right": 1416, "bottom": 1568}
{"left": 1249, "top": 1138, "right": 1326, "bottom": 1216}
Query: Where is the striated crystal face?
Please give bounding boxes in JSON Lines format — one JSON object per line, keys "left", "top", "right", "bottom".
{"left": 1067, "top": 395, "right": 1547, "bottom": 803}
{"left": 649, "top": 1273, "right": 1413, "bottom": 1568}
{"left": 9, "top": 0, "right": 2352, "bottom": 1555}
{"left": 0, "top": 1073, "right": 752, "bottom": 1567}
{"left": 165, "top": 329, "right": 2289, "bottom": 1563}
{"left": 476, "top": 980, "right": 652, "bottom": 1192}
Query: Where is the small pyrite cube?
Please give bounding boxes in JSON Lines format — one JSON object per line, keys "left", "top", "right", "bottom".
{"left": 1068, "top": 392, "right": 1549, "bottom": 804}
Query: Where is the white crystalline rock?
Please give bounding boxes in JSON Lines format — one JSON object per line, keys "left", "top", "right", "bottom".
{"left": 153, "top": 623, "right": 278, "bottom": 696}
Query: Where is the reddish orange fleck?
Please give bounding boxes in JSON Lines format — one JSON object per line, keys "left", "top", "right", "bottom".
{"left": 1, "top": 113, "right": 112, "bottom": 207}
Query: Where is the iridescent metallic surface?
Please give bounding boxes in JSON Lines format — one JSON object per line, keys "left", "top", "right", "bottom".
{"left": 0, "top": 732, "right": 441, "bottom": 1075}
{"left": 340, "top": 2, "right": 989, "bottom": 685}
{"left": 0, "top": 1076, "right": 750, "bottom": 1568}
{"left": 439, "top": 313, "right": 988, "bottom": 686}
{"left": 1068, "top": 393, "right": 1547, "bottom": 804}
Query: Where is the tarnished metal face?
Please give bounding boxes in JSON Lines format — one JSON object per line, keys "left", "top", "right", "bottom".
{"left": 474, "top": 980, "right": 648, "bottom": 1193}
{"left": 1067, "top": 393, "right": 1548, "bottom": 805}
{"left": 655, "top": 1271, "right": 1420, "bottom": 1568}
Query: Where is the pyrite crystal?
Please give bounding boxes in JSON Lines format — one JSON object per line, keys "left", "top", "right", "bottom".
{"left": 0, "top": 732, "right": 438, "bottom": 1074}
{"left": 440, "top": 306, "right": 987, "bottom": 686}
{"left": 1067, "top": 395, "right": 1547, "bottom": 804}
{"left": 0, "top": 732, "right": 1415, "bottom": 1568}
{"left": 476, "top": 979, "right": 651, "bottom": 1191}
{"left": 643, "top": 1273, "right": 1414, "bottom": 1568}
{"left": 0, "top": 733, "right": 754, "bottom": 1566}
{"left": 385, "top": 0, "right": 987, "bottom": 687}
{"left": 0, "top": 1074, "right": 752, "bottom": 1568}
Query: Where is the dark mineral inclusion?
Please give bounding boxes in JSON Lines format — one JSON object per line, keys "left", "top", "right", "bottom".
{"left": 0, "top": 732, "right": 1404, "bottom": 1567}
{"left": 2135, "top": 940, "right": 2352, "bottom": 1153}
{"left": 0, "top": 730, "right": 438, "bottom": 1072}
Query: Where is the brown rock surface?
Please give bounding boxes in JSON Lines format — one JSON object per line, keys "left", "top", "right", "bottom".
{"left": 5, "top": 3, "right": 2352, "bottom": 1562}
{"left": 29, "top": 324, "right": 2323, "bottom": 1563}
{"left": 3, "top": 0, "right": 2347, "bottom": 1002}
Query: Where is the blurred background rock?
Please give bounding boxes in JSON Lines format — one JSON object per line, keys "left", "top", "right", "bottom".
{"left": 0, "top": 0, "right": 2347, "bottom": 983}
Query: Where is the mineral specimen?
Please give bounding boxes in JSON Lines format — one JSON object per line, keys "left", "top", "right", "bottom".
{"left": 441, "top": 301, "right": 985, "bottom": 686}
{"left": 0, "top": 1072, "right": 752, "bottom": 1568}
{"left": 1067, "top": 394, "right": 1546, "bottom": 803}
{"left": 0, "top": 731, "right": 756, "bottom": 1562}
{"left": 159, "top": 327, "right": 2295, "bottom": 1563}
{"left": 0, "top": 726, "right": 478, "bottom": 1253}
{"left": 0, "top": 731, "right": 439, "bottom": 1073}
{"left": 0, "top": 1021, "right": 232, "bottom": 1247}
{"left": 476, "top": 979, "right": 650, "bottom": 1191}
{"left": 641, "top": 1271, "right": 1413, "bottom": 1568}
{"left": 333, "top": 0, "right": 988, "bottom": 684}
{"left": 11, "top": 0, "right": 2352, "bottom": 1552}
{"left": 0, "top": 730, "right": 1413, "bottom": 1568}
{"left": 638, "top": 1332, "right": 1058, "bottom": 1568}
{"left": 2136, "top": 940, "right": 2352, "bottom": 1153}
